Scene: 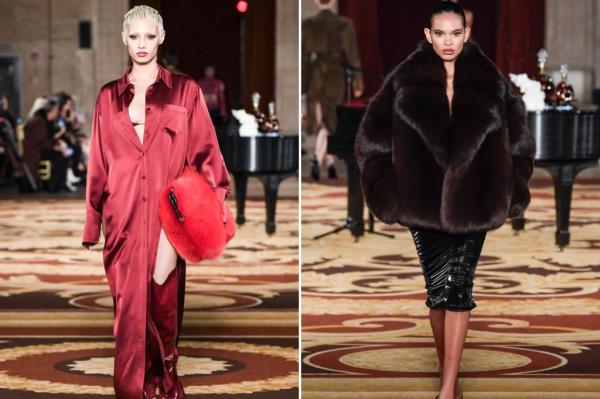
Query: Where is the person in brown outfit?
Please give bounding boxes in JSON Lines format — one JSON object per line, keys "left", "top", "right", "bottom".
{"left": 302, "top": 0, "right": 363, "bottom": 180}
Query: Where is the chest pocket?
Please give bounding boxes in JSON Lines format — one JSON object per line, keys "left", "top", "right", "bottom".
{"left": 162, "top": 103, "right": 187, "bottom": 136}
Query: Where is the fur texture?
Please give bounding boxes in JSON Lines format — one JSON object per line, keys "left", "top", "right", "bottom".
{"left": 158, "top": 166, "right": 235, "bottom": 262}
{"left": 355, "top": 40, "right": 535, "bottom": 233}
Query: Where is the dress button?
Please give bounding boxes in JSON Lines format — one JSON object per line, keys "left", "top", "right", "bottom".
{"left": 142, "top": 197, "right": 146, "bottom": 202}
{"left": 146, "top": 107, "right": 150, "bottom": 112}
{"left": 142, "top": 175, "right": 146, "bottom": 179}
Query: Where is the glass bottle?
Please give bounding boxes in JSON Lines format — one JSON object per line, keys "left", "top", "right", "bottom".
{"left": 535, "top": 49, "right": 556, "bottom": 104}
{"left": 251, "top": 92, "right": 268, "bottom": 132}
{"left": 267, "top": 101, "right": 280, "bottom": 133}
{"left": 555, "top": 64, "right": 574, "bottom": 106}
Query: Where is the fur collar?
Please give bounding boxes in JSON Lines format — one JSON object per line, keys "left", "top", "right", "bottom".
{"left": 392, "top": 40, "right": 508, "bottom": 169}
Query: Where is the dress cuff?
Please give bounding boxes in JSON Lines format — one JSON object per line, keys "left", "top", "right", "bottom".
{"left": 215, "top": 187, "right": 230, "bottom": 224}
{"left": 82, "top": 209, "right": 101, "bottom": 247}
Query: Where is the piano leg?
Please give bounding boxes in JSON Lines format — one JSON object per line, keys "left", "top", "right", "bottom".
{"left": 233, "top": 173, "right": 248, "bottom": 226}
{"left": 346, "top": 158, "right": 364, "bottom": 237}
{"left": 257, "top": 173, "right": 294, "bottom": 235}
{"left": 539, "top": 161, "right": 596, "bottom": 247}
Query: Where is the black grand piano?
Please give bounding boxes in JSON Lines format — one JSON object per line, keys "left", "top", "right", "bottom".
{"left": 512, "top": 109, "right": 600, "bottom": 247}
{"left": 217, "top": 130, "right": 298, "bottom": 235}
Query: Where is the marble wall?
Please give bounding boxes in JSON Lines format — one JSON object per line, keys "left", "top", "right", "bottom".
{"left": 0, "top": 0, "right": 128, "bottom": 124}
{"left": 0, "top": 0, "right": 298, "bottom": 134}
{"left": 276, "top": 0, "right": 299, "bottom": 134}
{"left": 3, "top": 0, "right": 596, "bottom": 131}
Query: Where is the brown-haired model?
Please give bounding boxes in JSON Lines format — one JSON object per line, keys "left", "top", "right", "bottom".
{"left": 355, "top": 2, "right": 535, "bottom": 399}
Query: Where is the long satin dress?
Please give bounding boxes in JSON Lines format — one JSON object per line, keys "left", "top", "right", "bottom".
{"left": 82, "top": 64, "right": 231, "bottom": 398}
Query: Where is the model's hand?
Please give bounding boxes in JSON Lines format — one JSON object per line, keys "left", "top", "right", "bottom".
{"left": 353, "top": 89, "right": 363, "bottom": 98}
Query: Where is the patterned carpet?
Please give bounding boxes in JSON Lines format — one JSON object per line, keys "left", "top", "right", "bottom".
{"left": 0, "top": 196, "right": 298, "bottom": 398}
{"left": 301, "top": 171, "right": 600, "bottom": 399}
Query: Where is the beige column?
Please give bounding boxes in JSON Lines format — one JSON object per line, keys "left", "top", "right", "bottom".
{"left": 275, "top": 0, "right": 299, "bottom": 134}
{"left": 0, "top": 0, "right": 127, "bottom": 123}
{"left": 0, "top": 0, "right": 51, "bottom": 117}
{"left": 49, "top": 0, "right": 95, "bottom": 119}
{"left": 92, "top": 0, "right": 129, "bottom": 110}
{"left": 595, "top": 0, "right": 600, "bottom": 90}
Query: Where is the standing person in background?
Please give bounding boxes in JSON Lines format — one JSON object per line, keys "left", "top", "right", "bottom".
{"left": 302, "top": 0, "right": 363, "bottom": 180}
{"left": 197, "top": 65, "right": 227, "bottom": 126}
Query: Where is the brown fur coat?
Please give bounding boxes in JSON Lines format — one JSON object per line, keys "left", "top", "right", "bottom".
{"left": 355, "top": 40, "right": 535, "bottom": 233}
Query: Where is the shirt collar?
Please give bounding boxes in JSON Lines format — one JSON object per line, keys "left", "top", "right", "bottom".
{"left": 117, "top": 63, "right": 173, "bottom": 96}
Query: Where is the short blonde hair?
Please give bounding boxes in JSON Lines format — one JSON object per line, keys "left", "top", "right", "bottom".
{"left": 122, "top": 5, "right": 165, "bottom": 38}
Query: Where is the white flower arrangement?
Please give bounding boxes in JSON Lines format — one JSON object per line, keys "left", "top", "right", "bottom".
{"left": 509, "top": 73, "right": 546, "bottom": 111}
{"left": 231, "top": 109, "right": 259, "bottom": 137}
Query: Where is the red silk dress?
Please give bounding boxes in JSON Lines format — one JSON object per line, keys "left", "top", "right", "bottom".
{"left": 82, "top": 64, "right": 230, "bottom": 398}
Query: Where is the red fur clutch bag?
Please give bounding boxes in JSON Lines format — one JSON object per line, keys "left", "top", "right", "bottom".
{"left": 158, "top": 166, "right": 235, "bottom": 262}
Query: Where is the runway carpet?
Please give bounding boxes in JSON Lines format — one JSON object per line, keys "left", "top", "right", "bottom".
{"left": 301, "top": 171, "right": 600, "bottom": 399}
{"left": 0, "top": 196, "right": 298, "bottom": 398}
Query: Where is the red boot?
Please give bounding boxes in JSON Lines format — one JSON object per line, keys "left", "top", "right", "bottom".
{"left": 150, "top": 266, "right": 186, "bottom": 398}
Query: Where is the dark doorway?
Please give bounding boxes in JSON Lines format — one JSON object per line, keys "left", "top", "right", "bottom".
{"left": 0, "top": 57, "right": 21, "bottom": 118}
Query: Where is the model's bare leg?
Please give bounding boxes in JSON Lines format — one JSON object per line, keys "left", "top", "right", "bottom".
{"left": 429, "top": 307, "right": 446, "bottom": 377}
{"left": 312, "top": 101, "right": 326, "bottom": 167}
{"left": 315, "top": 125, "right": 330, "bottom": 167}
{"left": 153, "top": 228, "right": 177, "bottom": 285}
{"left": 438, "top": 310, "right": 470, "bottom": 399}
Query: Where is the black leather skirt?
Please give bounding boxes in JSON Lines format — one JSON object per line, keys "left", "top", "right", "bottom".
{"left": 409, "top": 227, "right": 486, "bottom": 311}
